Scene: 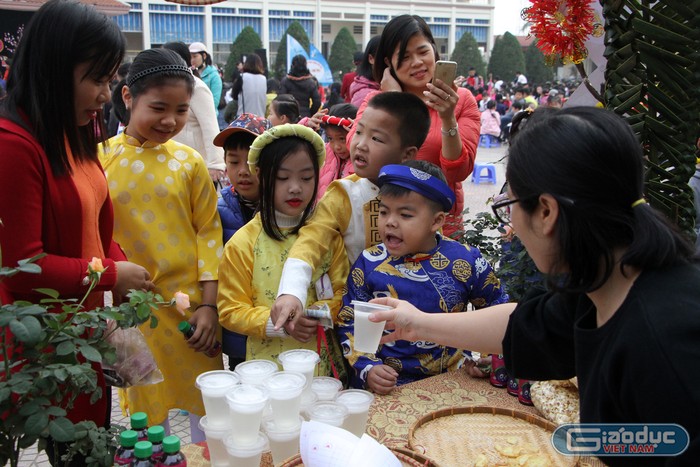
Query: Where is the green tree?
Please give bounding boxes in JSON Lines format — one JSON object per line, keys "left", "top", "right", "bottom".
{"left": 603, "top": 0, "right": 700, "bottom": 236}
{"left": 450, "top": 31, "right": 486, "bottom": 78}
{"left": 273, "top": 21, "right": 311, "bottom": 80}
{"left": 224, "top": 26, "right": 263, "bottom": 81}
{"left": 524, "top": 40, "right": 554, "bottom": 86}
{"left": 488, "top": 32, "right": 526, "bottom": 84}
{"left": 328, "top": 27, "right": 357, "bottom": 79}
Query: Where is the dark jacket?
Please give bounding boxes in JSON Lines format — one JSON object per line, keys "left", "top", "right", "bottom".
{"left": 279, "top": 74, "right": 321, "bottom": 118}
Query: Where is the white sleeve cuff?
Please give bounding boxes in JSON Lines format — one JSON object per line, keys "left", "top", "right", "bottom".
{"left": 277, "top": 258, "right": 312, "bottom": 306}
{"left": 265, "top": 318, "right": 287, "bottom": 338}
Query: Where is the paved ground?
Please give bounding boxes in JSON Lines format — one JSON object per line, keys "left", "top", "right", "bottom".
{"left": 17, "top": 142, "right": 508, "bottom": 466}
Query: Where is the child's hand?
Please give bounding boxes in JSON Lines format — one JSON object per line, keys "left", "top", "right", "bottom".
{"left": 367, "top": 364, "right": 398, "bottom": 395}
{"left": 114, "top": 261, "right": 155, "bottom": 298}
{"left": 271, "top": 294, "right": 303, "bottom": 331}
{"left": 306, "top": 109, "right": 328, "bottom": 131}
{"left": 187, "top": 305, "right": 219, "bottom": 353}
{"left": 463, "top": 357, "right": 490, "bottom": 378}
{"left": 284, "top": 316, "right": 318, "bottom": 343}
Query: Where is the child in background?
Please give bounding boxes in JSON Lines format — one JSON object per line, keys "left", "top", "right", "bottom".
{"left": 270, "top": 92, "right": 431, "bottom": 330}
{"left": 99, "top": 48, "right": 223, "bottom": 442}
{"left": 268, "top": 93, "right": 300, "bottom": 126}
{"left": 337, "top": 161, "right": 509, "bottom": 393}
{"left": 213, "top": 113, "right": 271, "bottom": 370}
{"left": 315, "top": 103, "right": 357, "bottom": 200}
{"left": 480, "top": 100, "right": 501, "bottom": 139}
{"left": 217, "top": 124, "right": 348, "bottom": 367}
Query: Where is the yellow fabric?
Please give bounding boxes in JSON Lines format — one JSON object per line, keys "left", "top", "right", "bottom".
{"left": 218, "top": 214, "right": 348, "bottom": 365}
{"left": 99, "top": 133, "right": 224, "bottom": 423}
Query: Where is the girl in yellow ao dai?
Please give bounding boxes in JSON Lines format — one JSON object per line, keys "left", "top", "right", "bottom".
{"left": 218, "top": 124, "right": 348, "bottom": 371}
{"left": 99, "top": 49, "right": 223, "bottom": 436}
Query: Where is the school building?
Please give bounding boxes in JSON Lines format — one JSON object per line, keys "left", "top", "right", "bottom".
{"left": 112, "top": 0, "right": 496, "bottom": 69}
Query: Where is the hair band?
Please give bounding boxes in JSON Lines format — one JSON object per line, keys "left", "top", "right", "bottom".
{"left": 377, "top": 164, "right": 456, "bottom": 211}
{"left": 247, "top": 123, "right": 326, "bottom": 170}
{"left": 631, "top": 198, "right": 647, "bottom": 208}
{"left": 321, "top": 115, "right": 354, "bottom": 131}
{"left": 127, "top": 64, "right": 193, "bottom": 87}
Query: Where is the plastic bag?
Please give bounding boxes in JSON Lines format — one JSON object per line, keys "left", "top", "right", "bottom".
{"left": 102, "top": 321, "right": 164, "bottom": 388}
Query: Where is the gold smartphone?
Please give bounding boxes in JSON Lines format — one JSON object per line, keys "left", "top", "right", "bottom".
{"left": 434, "top": 60, "right": 457, "bottom": 84}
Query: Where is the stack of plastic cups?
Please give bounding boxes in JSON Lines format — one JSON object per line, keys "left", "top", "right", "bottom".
{"left": 299, "top": 391, "right": 318, "bottom": 421}
{"left": 234, "top": 359, "right": 279, "bottom": 386}
{"left": 198, "top": 416, "right": 232, "bottom": 467}
{"left": 195, "top": 370, "right": 240, "bottom": 426}
{"left": 311, "top": 376, "right": 343, "bottom": 401}
{"left": 335, "top": 389, "right": 375, "bottom": 437}
{"left": 223, "top": 431, "right": 269, "bottom": 467}
{"left": 263, "top": 371, "right": 306, "bottom": 429}
{"left": 307, "top": 401, "right": 348, "bottom": 428}
{"left": 195, "top": 370, "right": 240, "bottom": 466}
{"left": 278, "top": 349, "right": 320, "bottom": 398}
{"left": 225, "top": 384, "right": 269, "bottom": 447}
{"left": 262, "top": 415, "right": 304, "bottom": 464}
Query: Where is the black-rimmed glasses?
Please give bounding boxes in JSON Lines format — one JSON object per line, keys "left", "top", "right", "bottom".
{"left": 491, "top": 195, "right": 520, "bottom": 225}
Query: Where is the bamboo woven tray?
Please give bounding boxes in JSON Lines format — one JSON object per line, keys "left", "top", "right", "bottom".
{"left": 279, "top": 447, "right": 437, "bottom": 466}
{"left": 408, "top": 406, "right": 577, "bottom": 466}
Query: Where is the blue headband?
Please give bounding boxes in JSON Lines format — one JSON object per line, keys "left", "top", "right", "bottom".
{"left": 377, "top": 164, "right": 455, "bottom": 211}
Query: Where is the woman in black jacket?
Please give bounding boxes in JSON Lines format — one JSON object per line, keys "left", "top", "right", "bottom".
{"left": 279, "top": 54, "right": 321, "bottom": 118}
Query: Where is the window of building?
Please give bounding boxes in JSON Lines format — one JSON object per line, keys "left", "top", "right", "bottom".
{"left": 213, "top": 16, "right": 261, "bottom": 43}
{"left": 149, "top": 13, "right": 203, "bottom": 44}
{"left": 353, "top": 25, "right": 363, "bottom": 35}
{"left": 294, "top": 11, "right": 315, "bottom": 17}
{"left": 180, "top": 6, "right": 204, "bottom": 13}
{"left": 322, "top": 24, "right": 331, "bottom": 34}
{"left": 212, "top": 7, "right": 235, "bottom": 14}
{"left": 149, "top": 4, "right": 176, "bottom": 11}
{"left": 239, "top": 9, "right": 262, "bottom": 15}
{"left": 269, "top": 10, "right": 291, "bottom": 16}
{"left": 475, "top": 19, "right": 490, "bottom": 25}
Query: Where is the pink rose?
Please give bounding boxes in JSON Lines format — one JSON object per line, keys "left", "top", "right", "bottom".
{"left": 174, "top": 291, "right": 190, "bottom": 316}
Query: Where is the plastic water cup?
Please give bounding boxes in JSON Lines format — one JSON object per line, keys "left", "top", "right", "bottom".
{"left": 234, "top": 359, "right": 279, "bottom": 386}
{"left": 224, "top": 431, "right": 269, "bottom": 467}
{"left": 198, "top": 415, "right": 233, "bottom": 467}
{"left": 225, "top": 384, "right": 269, "bottom": 448}
{"left": 262, "top": 416, "right": 303, "bottom": 465}
{"left": 311, "top": 376, "right": 343, "bottom": 401}
{"left": 299, "top": 391, "right": 318, "bottom": 421}
{"left": 263, "top": 371, "right": 306, "bottom": 429}
{"left": 351, "top": 300, "right": 392, "bottom": 353}
{"left": 195, "top": 371, "right": 240, "bottom": 428}
{"left": 335, "top": 389, "right": 375, "bottom": 437}
{"left": 307, "top": 401, "right": 349, "bottom": 427}
{"left": 278, "top": 349, "right": 320, "bottom": 397}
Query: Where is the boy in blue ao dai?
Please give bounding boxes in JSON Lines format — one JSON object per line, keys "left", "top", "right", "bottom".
{"left": 336, "top": 161, "right": 509, "bottom": 393}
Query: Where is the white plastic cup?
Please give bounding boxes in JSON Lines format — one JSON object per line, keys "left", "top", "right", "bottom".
{"left": 225, "top": 384, "right": 269, "bottom": 448}
{"left": 335, "top": 389, "right": 375, "bottom": 437}
{"left": 311, "top": 376, "right": 343, "bottom": 401}
{"left": 351, "top": 300, "right": 392, "bottom": 353}
{"left": 278, "top": 349, "right": 320, "bottom": 397}
{"left": 263, "top": 371, "right": 306, "bottom": 429}
{"left": 234, "top": 359, "right": 279, "bottom": 386}
{"left": 307, "top": 401, "right": 349, "bottom": 428}
{"left": 299, "top": 391, "right": 318, "bottom": 421}
{"left": 224, "top": 431, "right": 269, "bottom": 467}
{"left": 195, "top": 370, "right": 240, "bottom": 428}
{"left": 198, "top": 415, "right": 233, "bottom": 467}
{"left": 262, "top": 416, "right": 303, "bottom": 465}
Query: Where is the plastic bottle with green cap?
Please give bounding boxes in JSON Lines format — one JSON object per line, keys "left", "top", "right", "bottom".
{"left": 133, "top": 440, "right": 155, "bottom": 466}
{"left": 156, "top": 435, "right": 187, "bottom": 466}
{"left": 130, "top": 412, "right": 149, "bottom": 441}
{"left": 177, "top": 321, "right": 222, "bottom": 358}
{"left": 114, "top": 429, "right": 138, "bottom": 465}
{"left": 147, "top": 425, "right": 165, "bottom": 462}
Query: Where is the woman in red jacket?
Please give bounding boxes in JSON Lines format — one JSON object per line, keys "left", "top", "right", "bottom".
{"left": 0, "top": 1, "right": 153, "bottom": 464}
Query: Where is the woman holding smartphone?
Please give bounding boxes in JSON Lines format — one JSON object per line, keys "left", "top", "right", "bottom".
{"left": 349, "top": 15, "right": 481, "bottom": 237}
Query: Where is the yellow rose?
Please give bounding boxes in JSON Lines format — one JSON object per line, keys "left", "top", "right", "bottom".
{"left": 174, "top": 291, "right": 190, "bottom": 316}
{"left": 87, "top": 257, "right": 105, "bottom": 274}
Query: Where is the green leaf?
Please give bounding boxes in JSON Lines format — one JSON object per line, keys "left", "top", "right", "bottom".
{"left": 15, "top": 263, "right": 42, "bottom": 274}
{"left": 150, "top": 315, "right": 158, "bottom": 329}
{"left": 79, "top": 345, "right": 102, "bottom": 363}
{"left": 56, "top": 341, "right": 76, "bottom": 356}
{"left": 34, "top": 288, "right": 60, "bottom": 299}
{"left": 49, "top": 417, "right": 76, "bottom": 443}
{"left": 24, "top": 411, "right": 49, "bottom": 436}
{"left": 45, "top": 406, "right": 67, "bottom": 417}
{"left": 10, "top": 316, "right": 42, "bottom": 345}
{"left": 15, "top": 304, "right": 48, "bottom": 317}
{"left": 0, "top": 311, "right": 12, "bottom": 327}
{"left": 0, "top": 387, "right": 10, "bottom": 403}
